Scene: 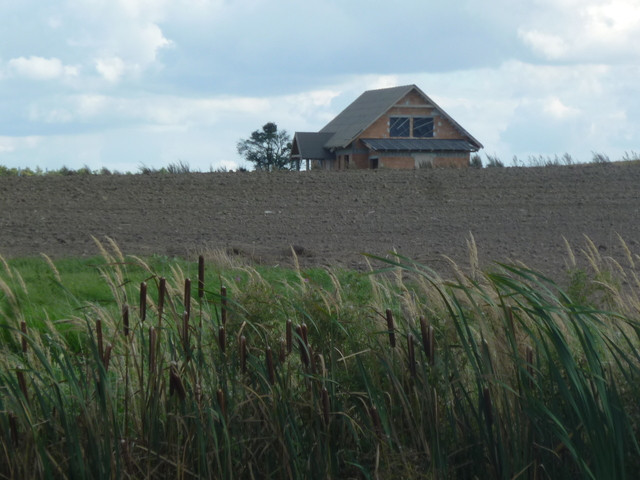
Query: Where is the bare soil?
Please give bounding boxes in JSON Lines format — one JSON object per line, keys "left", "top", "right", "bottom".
{"left": 1, "top": 164, "right": 640, "bottom": 281}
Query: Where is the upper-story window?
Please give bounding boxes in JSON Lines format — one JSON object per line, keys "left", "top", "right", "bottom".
{"left": 389, "top": 116, "right": 434, "bottom": 138}
{"left": 413, "top": 117, "right": 434, "bottom": 138}
{"left": 390, "top": 117, "right": 410, "bottom": 137}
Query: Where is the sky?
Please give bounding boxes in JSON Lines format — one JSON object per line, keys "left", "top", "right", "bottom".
{"left": 1, "top": 0, "right": 639, "bottom": 172}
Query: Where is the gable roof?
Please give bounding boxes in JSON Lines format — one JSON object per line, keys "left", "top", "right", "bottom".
{"left": 320, "top": 84, "right": 482, "bottom": 151}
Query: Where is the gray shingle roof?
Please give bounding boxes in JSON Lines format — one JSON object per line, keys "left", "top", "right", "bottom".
{"left": 361, "top": 138, "right": 476, "bottom": 152}
{"left": 320, "top": 85, "right": 415, "bottom": 149}
{"left": 291, "top": 132, "right": 334, "bottom": 160}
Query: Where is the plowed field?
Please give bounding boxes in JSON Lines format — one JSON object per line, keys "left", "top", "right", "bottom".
{"left": 2, "top": 164, "right": 640, "bottom": 280}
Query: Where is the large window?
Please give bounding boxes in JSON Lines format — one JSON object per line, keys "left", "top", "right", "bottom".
{"left": 390, "top": 117, "right": 410, "bottom": 137}
{"left": 389, "top": 116, "right": 434, "bottom": 138}
{"left": 413, "top": 117, "right": 434, "bottom": 138}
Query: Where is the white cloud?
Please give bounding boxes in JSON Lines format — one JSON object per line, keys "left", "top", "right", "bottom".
{"left": 8, "top": 56, "right": 79, "bottom": 80}
{"left": 95, "top": 57, "right": 126, "bottom": 83}
{"left": 518, "top": 0, "right": 640, "bottom": 61}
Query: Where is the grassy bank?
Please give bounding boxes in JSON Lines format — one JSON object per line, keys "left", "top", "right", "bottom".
{"left": 1, "top": 239, "right": 640, "bottom": 478}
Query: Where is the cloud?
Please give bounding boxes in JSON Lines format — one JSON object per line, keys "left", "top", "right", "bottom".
{"left": 7, "top": 56, "right": 79, "bottom": 81}
{"left": 518, "top": 0, "right": 640, "bottom": 61}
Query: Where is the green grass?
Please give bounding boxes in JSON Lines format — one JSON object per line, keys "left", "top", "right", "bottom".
{"left": 2, "top": 239, "right": 640, "bottom": 478}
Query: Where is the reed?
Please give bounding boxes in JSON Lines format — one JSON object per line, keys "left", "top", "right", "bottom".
{"left": 1, "top": 237, "right": 640, "bottom": 478}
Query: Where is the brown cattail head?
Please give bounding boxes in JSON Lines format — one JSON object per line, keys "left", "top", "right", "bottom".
{"left": 103, "top": 344, "right": 112, "bottom": 372}
{"left": 184, "top": 278, "right": 191, "bottom": 321}
{"left": 286, "top": 319, "right": 292, "bottom": 354}
{"left": 321, "top": 387, "right": 330, "bottom": 426}
{"left": 20, "top": 321, "right": 27, "bottom": 354}
{"left": 149, "top": 327, "right": 157, "bottom": 373}
{"left": 239, "top": 335, "right": 247, "bottom": 373}
{"left": 140, "top": 282, "right": 147, "bottom": 322}
{"left": 198, "top": 255, "right": 205, "bottom": 299}
{"left": 420, "top": 317, "right": 435, "bottom": 366}
{"left": 266, "top": 346, "right": 275, "bottom": 385}
{"left": 407, "top": 333, "right": 416, "bottom": 377}
{"left": 122, "top": 304, "right": 130, "bottom": 337}
{"left": 301, "top": 323, "right": 309, "bottom": 347}
{"left": 158, "top": 277, "right": 166, "bottom": 321}
{"left": 218, "top": 326, "right": 226, "bottom": 354}
{"left": 96, "top": 319, "right": 104, "bottom": 361}
{"left": 386, "top": 309, "right": 396, "bottom": 348}
{"left": 221, "top": 286, "right": 228, "bottom": 326}
{"left": 169, "top": 363, "right": 186, "bottom": 401}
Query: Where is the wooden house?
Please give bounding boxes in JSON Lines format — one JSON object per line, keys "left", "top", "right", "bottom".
{"left": 291, "top": 84, "right": 482, "bottom": 170}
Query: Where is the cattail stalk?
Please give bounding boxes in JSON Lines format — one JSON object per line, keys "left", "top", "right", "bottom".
{"left": 386, "top": 309, "right": 396, "bottom": 348}
{"left": 218, "top": 326, "right": 226, "bottom": 354}
{"left": 221, "top": 286, "right": 227, "bottom": 326}
{"left": 407, "top": 333, "right": 416, "bottom": 377}
{"left": 20, "top": 321, "right": 27, "bottom": 354}
{"left": 184, "top": 278, "right": 191, "bottom": 322}
{"left": 158, "top": 277, "right": 166, "bottom": 323}
{"left": 266, "top": 347, "right": 275, "bottom": 385}
{"left": 140, "top": 282, "right": 147, "bottom": 321}
{"left": 286, "top": 319, "right": 292, "bottom": 354}
{"left": 182, "top": 312, "right": 190, "bottom": 352}
{"left": 16, "top": 371, "right": 28, "bottom": 405}
{"left": 122, "top": 304, "right": 130, "bottom": 337}
{"left": 149, "top": 327, "right": 157, "bottom": 374}
{"left": 321, "top": 387, "right": 330, "bottom": 426}
{"left": 217, "top": 388, "right": 226, "bottom": 421}
{"left": 198, "top": 255, "right": 205, "bottom": 299}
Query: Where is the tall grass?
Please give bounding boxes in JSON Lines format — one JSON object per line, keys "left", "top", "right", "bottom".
{"left": 1, "top": 239, "right": 640, "bottom": 478}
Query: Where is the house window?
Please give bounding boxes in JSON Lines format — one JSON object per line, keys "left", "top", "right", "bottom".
{"left": 390, "top": 117, "right": 410, "bottom": 137}
{"left": 413, "top": 117, "right": 434, "bottom": 138}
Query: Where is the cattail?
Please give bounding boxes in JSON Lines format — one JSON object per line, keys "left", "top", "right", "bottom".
{"left": 182, "top": 312, "right": 190, "bottom": 351}
{"left": 286, "top": 319, "right": 292, "bottom": 354}
{"left": 308, "top": 345, "right": 316, "bottom": 374}
{"left": 103, "top": 344, "right": 112, "bottom": 371}
{"left": 96, "top": 319, "right": 104, "bottom": 361}
{"left": 217, "top": 388, "right": 226, "bottom": 420}
{"left": 140, "top": 282, "right": 147, "bottom": 321}
{"left": 266, "top": 347, "right": 275, "bottom": 385}
{"left": 158, "top": 277, "right": 166, "bottom": 322}
{"left": 482, "top": 387, "right": 493, "bottom": 428}
{"left": 20, "top": 321, "right": 27, "bottom": 354}
{"left": 8, "top": 413, "right": 18, "bottom": 445}
{"left": 122, "top": 304, "right": 129, "bottom": 337}
{"left": 420, "top": 317, "right": 434, "bottom": 365}
{"left": 386, "top": 309, "right": 396, "bottom": 348}
{"left": 169, "top": 363, "right": 185, "bottom": 401}
{"left": 239, "top": 335, "right": 247, "bottom": 373}
{"left": 370, "top": 405, "right": 382, "bottom": 439}
{"left": 221, "top": 286, "right": 227, "bottom": 326}
{"left": 407, "top": 333, "right": 416, "bottom": 377}
{"left": 198, "top": 255, "right": 205, "bottom": 299}
{"left": 321, "top": 387, "right": 330, "bottom": 426}
{"left": 218, "top": 326, "right": 226, "bottom": 354}
{"left": 301, "top": 323, "right": 309, "bottom": 347}
{"left": 16, "top": 370, "right": 28, "bottom": 405}
{"left": 184, "top": 278, "right": 191, "bottom": 321}
{"left": 149, "top": 327, "right": 157, "bottom": 373}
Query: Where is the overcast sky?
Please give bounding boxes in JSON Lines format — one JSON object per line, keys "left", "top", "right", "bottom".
{"left": 1, "top": 0, "right": 639, "bottom": 172}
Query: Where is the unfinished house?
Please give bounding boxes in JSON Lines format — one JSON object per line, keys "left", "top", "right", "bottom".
{"left": 290, "top": 84, "right": 483, "bottom": 170}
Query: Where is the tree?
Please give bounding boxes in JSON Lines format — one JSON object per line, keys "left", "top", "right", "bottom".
{"left": 236, "top": 122, "right": 294, "bottom": 171}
